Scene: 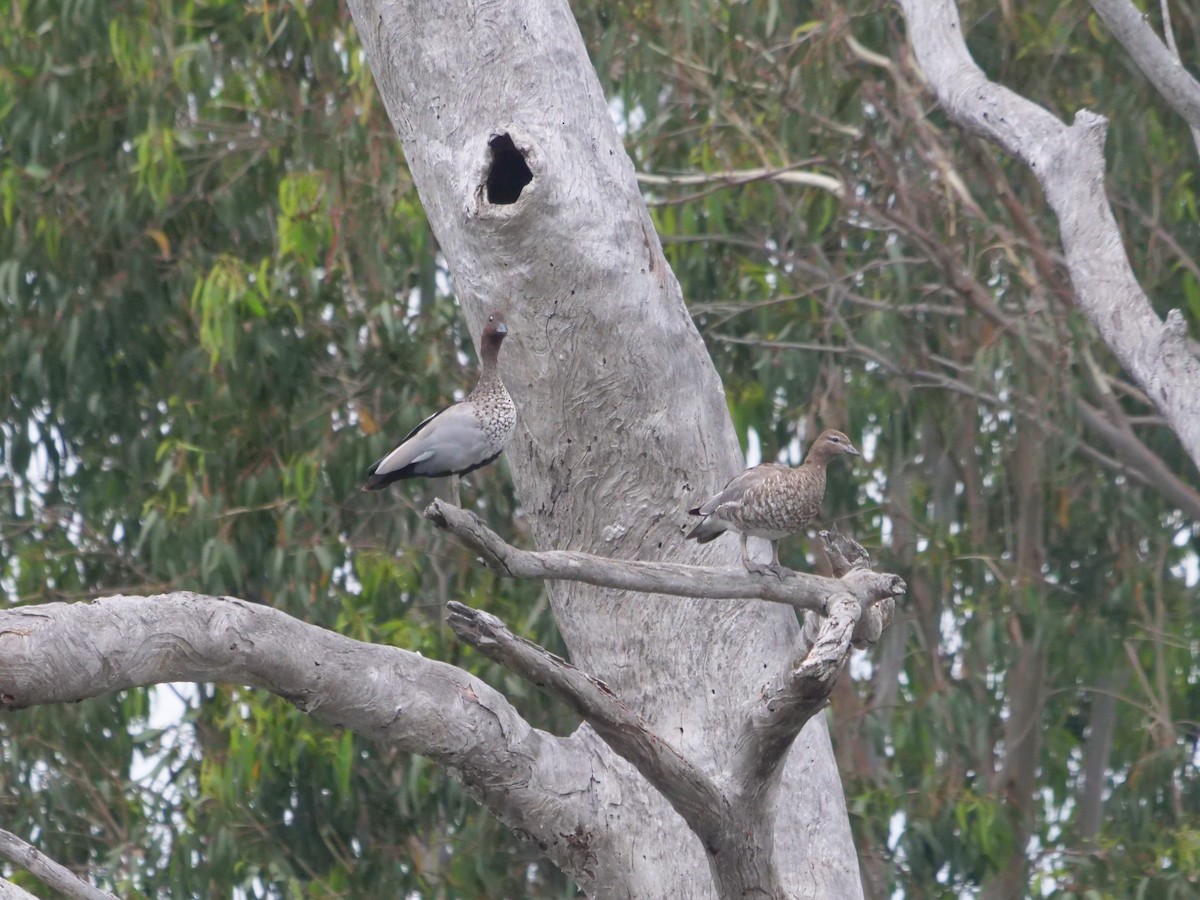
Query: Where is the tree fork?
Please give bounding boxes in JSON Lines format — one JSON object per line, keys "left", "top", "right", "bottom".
{"left": 442, "top": 526, "right": 902, "bottom": 899}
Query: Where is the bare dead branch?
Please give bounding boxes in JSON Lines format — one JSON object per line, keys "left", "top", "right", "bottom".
{"left": 425, "top": 500, "right": 905, "bottom": 617}
{"left": 636, "top": 165, "right": 845, "bottom": 202}
{"left": 0, "top": 593, "right": 605, "bottom": 885}
{"left": 0, "top": 829, "right": 116, "bottom": 900}
{"left": 899, "top": 0, "right": 1200, "bottom": 472}
{"left": 445, "top": 602, "right": 728, "bottom": 843}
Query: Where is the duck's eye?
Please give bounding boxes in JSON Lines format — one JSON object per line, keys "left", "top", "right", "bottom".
{"left": 828, "top": 435, "right": 840, "bottom": 443}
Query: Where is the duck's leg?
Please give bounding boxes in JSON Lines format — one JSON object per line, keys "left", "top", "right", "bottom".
{"left": 739, "top": 533, "right": 756, "bottom": 571}
{"left": 766, "top": 541, "right": 793, "bottom": 579}
{"left": 449, "top": 474, "right": 462, "bottom": 509}
{"left": 744, "top": 537, "right": 792, "bottom": 579}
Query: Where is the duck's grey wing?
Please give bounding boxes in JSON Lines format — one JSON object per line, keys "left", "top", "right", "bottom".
{"left": 363, "top": 402, "right": 498, "bottom": 489}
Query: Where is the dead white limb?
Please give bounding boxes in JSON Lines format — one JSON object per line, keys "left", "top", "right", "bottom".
{"left": 425, "top": 500, "right": 905, "bottom": 626}
{"left": 0, "top": 829, "right": 116, "bottom": 900}
{"left": 636, "top": 167, "right": 845, "bottom": 197}
{"left": 899, "top": 0, "right": 1200, "bottom": 472}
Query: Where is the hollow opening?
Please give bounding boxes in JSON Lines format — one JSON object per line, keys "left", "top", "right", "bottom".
{"left": 485, "top": 133, "right": 533, "bottom": 205}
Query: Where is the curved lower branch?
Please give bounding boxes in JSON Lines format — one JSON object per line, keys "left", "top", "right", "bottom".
{"left": 0, "top": 593, "right": 604, "bottom": 887}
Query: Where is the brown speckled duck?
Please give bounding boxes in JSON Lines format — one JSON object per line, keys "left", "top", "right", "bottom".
{"left": 686, "top": 429, "right": 860, "bottom": 577}
{"left": 363, "top": 313, "right": 516, "bottom": 501}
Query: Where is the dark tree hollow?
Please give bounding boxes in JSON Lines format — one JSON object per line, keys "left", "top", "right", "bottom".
{"left": 486, "top": 133, "right": 533, "bottom": 204}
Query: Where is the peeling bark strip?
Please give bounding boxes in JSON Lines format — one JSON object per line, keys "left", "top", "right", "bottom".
{"left": 899, "top": 0, "right": 1200, "bottom": 471}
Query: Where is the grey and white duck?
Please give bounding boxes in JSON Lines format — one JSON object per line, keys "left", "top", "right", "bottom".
{"left": 686, "top": 428, "right": 860, "bottom": 577}
{"left": 363, "top": 313, "right": 516, "bottom": 500}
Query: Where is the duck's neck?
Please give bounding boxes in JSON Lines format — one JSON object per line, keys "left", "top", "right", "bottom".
{"left": 803, "top": 448, "right": 834, "bottom": 468}
{"left": 475, "top": 337, "right": 505, "bottom": 391}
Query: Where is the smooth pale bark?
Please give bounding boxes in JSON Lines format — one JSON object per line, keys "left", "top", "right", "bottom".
{"left": 1089, "top": 0, "right": 1200, "bottom": 158}
{"left": 345, "top": 0, "right": 865, "bottom": 894}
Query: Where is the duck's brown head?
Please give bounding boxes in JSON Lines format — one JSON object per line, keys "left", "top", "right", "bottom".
{"left": 806, "top": 429, "right": 861, "bottom": 465}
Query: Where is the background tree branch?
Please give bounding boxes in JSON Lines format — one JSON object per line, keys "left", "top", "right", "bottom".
{"left": 1089, "top": 0, "right": 1200, "bottom": 157}
{"left": 899, "top": 0, "right": 1200, "bottom": 471}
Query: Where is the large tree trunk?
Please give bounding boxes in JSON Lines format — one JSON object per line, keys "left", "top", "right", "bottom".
{"left": 343, "top": 0, "right": 863, "bottom": 894}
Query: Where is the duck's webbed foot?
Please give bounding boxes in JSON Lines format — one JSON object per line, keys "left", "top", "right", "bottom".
{"left": 745, "top": 559, "right": 794, "bottom": 580}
